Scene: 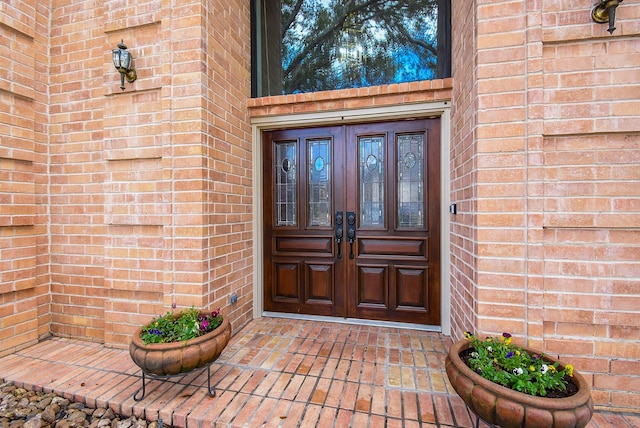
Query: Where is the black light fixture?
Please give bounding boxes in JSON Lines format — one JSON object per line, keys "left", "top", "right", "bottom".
{"left": 592, "top": 0, "right": 623, "bottom": 34}
{"left": 112, "top": 39, "right": 137, "bottom": 90}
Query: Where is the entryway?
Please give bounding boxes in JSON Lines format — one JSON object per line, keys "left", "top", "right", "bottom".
{"left": 262, "top": 119, "right": 441, "bottom": 326}
{"left": 0, "top": 318, "right": 632, "bottom": 427}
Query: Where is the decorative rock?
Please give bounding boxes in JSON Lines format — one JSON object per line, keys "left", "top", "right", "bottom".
{"left": 66, "top": 410, "right": 87, "bottom": 425}
{"left": 97, "top": 419, "right": 112, "bottom": 427}
{"left": 12, "top": 408, "right": 31, "bottom": 419}
{"left": 117, "top": 419, "right": 133, "bottom": 428}
{"left": 35, "top": 397, "right": 52, "bottom": 410}
{"left": 51, "top": 398, "right": 69, "bottom": 408}
{"left": 22, "top": 417, "right": 44, "bottom": 428}
{"left": 0, "top": 383, "right": 155, "bottom": 428}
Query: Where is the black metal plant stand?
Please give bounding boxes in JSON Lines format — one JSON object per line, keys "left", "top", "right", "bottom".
{"left": 133, "top": 362, "right": 217, "bottom": 401}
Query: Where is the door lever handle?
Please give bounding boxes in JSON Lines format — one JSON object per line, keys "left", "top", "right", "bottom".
{"left": 346, "top": 211, "right": 356, "bottom": 259}
{"left": 335, "top": 211, "right": 344, "bottom": 260}
{"left": 347, "top": 229, "right": 355, "bottom": 259}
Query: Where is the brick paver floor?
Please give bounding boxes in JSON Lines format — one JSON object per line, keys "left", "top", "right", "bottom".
{"left": 0, "top": 317, "right": 638, "bottom": 427}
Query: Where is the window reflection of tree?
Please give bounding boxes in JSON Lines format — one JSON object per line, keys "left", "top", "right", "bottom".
{"left": 267, "top": 0, "right": 444, "bottom": 95}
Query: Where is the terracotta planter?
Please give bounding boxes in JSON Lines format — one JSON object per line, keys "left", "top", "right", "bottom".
{"left": 445, "top": 339, "right": 593, "bottom": 428}
{"left": 129, "top": 316, "right": 231, "bottom": 376}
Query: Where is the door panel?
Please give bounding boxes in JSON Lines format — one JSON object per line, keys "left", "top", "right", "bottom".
{"left": 357, "top": 264, "right": 388, "bottom": 306}
{"left": 358, "top": 237, "right": 427, "bottom": 257}
{"left": 396, "top": 266, "right": 428, "bottom": 309}
{"left": 275, "top": 236, "right": 332, "bottom": 253}
{"left": 273, "top": 263, "right": 299, "bottom": 300}
{"left": 306, "top": 263, "right": 334, "bottom": 303}
{"left": 263, "top": 119, "right": 440, "bottom": 326}
{"left": 264, "top": 126, "right": 345, "bottom": 317}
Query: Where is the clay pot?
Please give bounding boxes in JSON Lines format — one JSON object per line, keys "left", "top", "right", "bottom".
{"left": 445, "top": 339, "right": 593, "bottom": 428}
{"left": 129, "top": 315, "right": 231, "bottom": 376}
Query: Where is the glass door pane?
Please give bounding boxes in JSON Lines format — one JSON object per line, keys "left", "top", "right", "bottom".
{"left": 275, "top": 141, "right": 297, "bottom": 226}
{"left": 359, "top": 136, "right": 385, "bottom": 227}
{"left": 307, "top": 139, "right": 332, "bottom": 227}
{"left": 397, "top": 133, "right": 424, "bottom": 228}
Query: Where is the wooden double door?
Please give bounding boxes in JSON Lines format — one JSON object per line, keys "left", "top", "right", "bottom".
{"left": 263, "top": 119, "right": 441, "bottom": 326}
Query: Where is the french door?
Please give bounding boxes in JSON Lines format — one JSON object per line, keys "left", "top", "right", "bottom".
{"left": 263, "top": 119, "right": 441, "bottom": 325}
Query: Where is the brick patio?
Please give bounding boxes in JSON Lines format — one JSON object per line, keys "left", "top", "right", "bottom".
{"left": 0, "top": 317, "right": 637, "bottom": 427}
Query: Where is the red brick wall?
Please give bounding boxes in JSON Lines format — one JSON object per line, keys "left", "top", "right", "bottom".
{"left": 449, "top": 0, "right": 478, "bottom": 343}
{"left": 45, "top": 0, "right": 253, "bottom": 348}
{"left": 449, "top": 0, "right": 640, "bottom": 411}
{"left": 473, "top": 0, "right": 536, "bottom": 340}
{"left": 0, "top": 0, "right": 50, "bottom": 356}
{"left": 539, "top": 1, "right": 640, "bottom": 410}
{"left": 248, "top": 80, "right": 453, "bottom": 116}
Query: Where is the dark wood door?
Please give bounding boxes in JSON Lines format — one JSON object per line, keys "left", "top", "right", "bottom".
{"left": 263, "top": 119, "right": 440, "bottom": 326}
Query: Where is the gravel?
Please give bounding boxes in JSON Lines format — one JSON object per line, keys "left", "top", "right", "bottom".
{"left": 0, "top": 383, "right": 161, "bottom": 428}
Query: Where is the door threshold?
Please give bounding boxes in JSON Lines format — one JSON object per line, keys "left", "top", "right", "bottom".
{"left": 262, "top": 311, "right": 442, "bottom": 333}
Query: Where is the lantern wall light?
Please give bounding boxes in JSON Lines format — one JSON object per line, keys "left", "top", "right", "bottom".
{"left": 592, "top": 0, "right": 623, "bottom": 34}
{"left": 112, "top": 40, "right": 137, "bottom": 90}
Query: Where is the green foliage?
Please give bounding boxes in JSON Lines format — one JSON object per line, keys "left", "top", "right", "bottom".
{"left": 140, "top": 306, "right": 223, "bottom": 345}
{"left": 464, "top": 332, "right": 574, "bottom": 397}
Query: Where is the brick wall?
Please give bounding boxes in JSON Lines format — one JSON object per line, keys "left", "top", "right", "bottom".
{"left": 449, "top": 0, "right": 640, "bottom": 411}
{"left": 0, "top": 0, "right": 342, "bottom": 354}
{"left": 539, "top": 1, "right": 640, "bottom": 410}
{"left": 474, "top": 0, "right": 541, "bottom": 340}
{"left": 449, "top": 0, "right": 478, "bottom": 342}
{"left": 0, "top": 0, "right": 50, "bottom": 356}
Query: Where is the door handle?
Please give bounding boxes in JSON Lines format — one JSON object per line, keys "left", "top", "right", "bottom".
{"left": 335, "top": 212, "right": 344, "bottom": 259}
{"left": 346, "top": 211, "right": 356, "bottom": 259}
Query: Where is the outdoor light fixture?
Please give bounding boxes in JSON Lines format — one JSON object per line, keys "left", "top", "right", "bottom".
{"left": 592, "top": 0, "right": 623, "bottom": 34}
{"left": 112, "top": 40, "right": 137, "bottom": 90}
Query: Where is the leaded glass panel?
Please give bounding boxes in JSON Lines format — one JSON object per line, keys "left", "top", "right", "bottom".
{"left": 308, "top": 139, "right": 332, "bottom": 227}
{"left": 359, "top": 136, "right": 385, "bottom": 227}
{"left": 275, "top": 142, "right": 297, "bottom": 226}
{"left": 397, "top": 134, "right": 424, "bottom": 228}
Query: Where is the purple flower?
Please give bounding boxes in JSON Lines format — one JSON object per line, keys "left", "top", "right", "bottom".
{"left": 200, "top": 319, "right": 210, "bottom": 331}
{"left": 506, "top": 351, "right": 514, "bottom": 359}
{"left": 149, "top": 329, "right": 162, "bottom": 335}
{"left": 172, "top": 302, "right": 177, "bottom": 309}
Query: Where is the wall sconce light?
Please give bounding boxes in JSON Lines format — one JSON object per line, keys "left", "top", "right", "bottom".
{"left": 592, "top": 0, "right": 623, "bottom": 34}
{"left": 112, "top": 40, "right": 137, "bottom": 90}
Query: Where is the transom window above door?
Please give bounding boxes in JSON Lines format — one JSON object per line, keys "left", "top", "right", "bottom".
{"left": 251, "top": 0, "right": 452, "bottom": 97}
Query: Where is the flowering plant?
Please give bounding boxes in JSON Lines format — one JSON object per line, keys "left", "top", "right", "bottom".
{"left": 140, "top": 305, "right": 223, "bottom": 345}
{"left": 462, "top": 331, "right": 574, "bottom": 397}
